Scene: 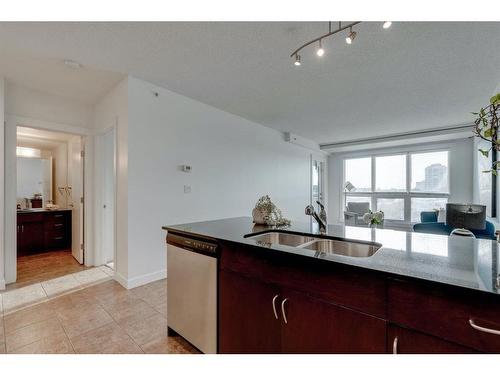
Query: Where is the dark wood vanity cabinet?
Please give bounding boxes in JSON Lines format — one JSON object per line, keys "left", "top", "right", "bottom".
{"left": 17, "top": 210, "right": 71, "bottom": 256}
{"left": 17, "top": 214, "right": 45, "bottom": 256}
{"left": 218, "top": 242, "right": 500, "bottom": 354}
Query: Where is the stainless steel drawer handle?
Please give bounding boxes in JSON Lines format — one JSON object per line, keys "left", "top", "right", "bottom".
{"left": 392, "top": 337, "right": 398, "bottom": 354}
{"left": 54, "top": 224, "right": 63, "bottom": 227}
{"left": 469, "top": 319, "right": 500, "bottom": 336}
{"left": 272, "top": 295, "right": 279, "bottom": 320}
{"left": 54, "top": 237, "right": 63, "bottom": 240}
{"left": 281, "top": 298, "right": 289, "bottom": 324}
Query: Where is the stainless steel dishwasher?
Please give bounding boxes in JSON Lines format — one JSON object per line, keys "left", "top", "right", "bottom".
{"left": 166, "top": 232, "right": 218, "bottom": 354}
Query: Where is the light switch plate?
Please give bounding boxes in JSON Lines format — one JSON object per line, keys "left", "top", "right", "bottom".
{"left": 184, "top": 185, "right": 191, "bottom": 194}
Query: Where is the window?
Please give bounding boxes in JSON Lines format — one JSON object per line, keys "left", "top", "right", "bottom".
{"left": 376, "top": 198, "right": 405, "bottom": 221}
{"left": 344, "top": 150, "right": 449, "bottom": 224}
{"left": 376, "top": 155, "right": 406, "bottom": 192}
{"left": 346, "top": 195, "right": 372, "bottom": 210}
{"left": 410, "top": 197, "right": 448, "bottom": 223}
{"left": 411, "top": 151, "right": 449, "bottom": 193}
{"left": 344, "top": 157, "right": 371, "bottom": 192}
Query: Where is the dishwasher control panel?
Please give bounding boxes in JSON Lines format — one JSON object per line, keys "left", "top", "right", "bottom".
{"left": 167, "top": 233, "right": 218, "bottom": 255}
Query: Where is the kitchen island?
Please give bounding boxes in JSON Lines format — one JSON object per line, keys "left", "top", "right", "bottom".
{"left": 163, "top": 217, "right": 500, "bottom": 354}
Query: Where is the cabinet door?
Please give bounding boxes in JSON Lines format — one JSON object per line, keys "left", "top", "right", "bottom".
{"left": 388, "top": 324, "right": 478, "bottom": 354}
{"left": 280, "top": 289, "right": 386, "bottom": 353}
{"left": 20, "top": 222, "right": 45, "bottom": 255}
{"left": 219, "top": 270, "right": 281, "bottom": 353}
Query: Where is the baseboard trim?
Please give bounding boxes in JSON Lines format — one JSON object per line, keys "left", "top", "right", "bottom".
{"left": 114, "top": 269, "right": 166, "bottom": 290}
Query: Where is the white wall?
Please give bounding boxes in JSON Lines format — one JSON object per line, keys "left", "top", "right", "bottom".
{"left": 0, "top": 77, "right": 5, "bottom": 289}
{"left": 5, "top": 82, "right": 93, "bottom": 129}
{"left": 121, "top": 76, "right": 325, "bottom": 287}
{"left": 328, "top": 138, "right": 474, "bottom": 224}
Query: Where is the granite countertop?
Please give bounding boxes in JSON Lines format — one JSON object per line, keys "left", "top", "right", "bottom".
{"left": 17, "top": 208, "right": 72, "bottom": 214}
{"left": 163, "top": 216, "right": 500, "bottom": 296}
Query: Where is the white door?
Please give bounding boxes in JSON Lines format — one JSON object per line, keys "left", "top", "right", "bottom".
{"left": 68, "top": 136, "right": 84, "bottom": 264}
{"left": 101, "top": 128, "right": 115, "bottom": 265}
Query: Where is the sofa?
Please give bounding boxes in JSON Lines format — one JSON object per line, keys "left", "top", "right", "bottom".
{"left": 412, "top": 211, "right": 496, "bottom": 240}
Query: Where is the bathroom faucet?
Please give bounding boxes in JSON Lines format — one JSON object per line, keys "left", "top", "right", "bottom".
{"left": 305, "top": 202, "right": 327, "bottom": 234}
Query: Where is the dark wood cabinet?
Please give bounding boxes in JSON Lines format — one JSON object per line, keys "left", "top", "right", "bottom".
{"left": 219, "top": 268, "right": 386, "bottom": 354}
{"left": 217, "top": 240, "right": 500, "bottom": 354}
{"left": 17, "top": 210, "right": 71, "bottom": 256}
{"left": 219, "top": 270, "right": 281, "bottom": 353}
{"left": 388, "top": 324, "right": 477, "bottom": 354}
{"left": 18, "top": 221, "right": 44, "bottom": 256}
{"left": 388, "top": 278, "right": 500, "bottom": 353}
{"left": 280, "top": 289, "right": 386, "bottom": 353}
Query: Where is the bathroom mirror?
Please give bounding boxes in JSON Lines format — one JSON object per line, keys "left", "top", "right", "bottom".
{"left": 16, "top": 155, "right": 54, "bottom": 208}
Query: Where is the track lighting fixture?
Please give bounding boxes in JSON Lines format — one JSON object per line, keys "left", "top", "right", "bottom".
{"left": 316, "top": 40, "right": 325, "bottom": 57}
{"left": 290, "top": 21, "right": 392, "bottom": 66}
{"left": 294, "top": 54, "right": 301, "bottom": 66}
{"left": 345, "top": 27, "right": 357, "bottom": 45}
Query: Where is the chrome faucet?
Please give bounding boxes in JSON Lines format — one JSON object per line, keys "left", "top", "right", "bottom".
{"left": 305, "top": 202, "right": 327, "bottom": 234}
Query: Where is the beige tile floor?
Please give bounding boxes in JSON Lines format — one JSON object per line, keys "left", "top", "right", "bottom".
{"left": 0, "top": 272, "right": 198, "bottom": 354}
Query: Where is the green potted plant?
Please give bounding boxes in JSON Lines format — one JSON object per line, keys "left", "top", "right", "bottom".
{"left": 473, "top": 93, "right": 500, "bottom": 174}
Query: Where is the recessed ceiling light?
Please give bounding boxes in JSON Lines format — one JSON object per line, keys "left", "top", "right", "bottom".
{"left": 64, "top": 60, "right": 82, "bottom": 69}
{"left": 383, "top": 21, "right": 392, "bottom": 29}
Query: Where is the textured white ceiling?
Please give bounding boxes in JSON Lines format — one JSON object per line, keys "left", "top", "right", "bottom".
{"left": 0, "top": 22, "right": 499, "bottom": 143}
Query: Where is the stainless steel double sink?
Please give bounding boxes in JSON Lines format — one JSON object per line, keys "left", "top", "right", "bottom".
{"left": 246, "top": 231, "right": 381, "bottom": 258}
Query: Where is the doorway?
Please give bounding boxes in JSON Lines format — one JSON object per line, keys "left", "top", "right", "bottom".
{"left": 14, "top": 126, "right": 86, "bottom": 287}
{"left": 311, "top": 158, "right": 325, "bottom": 212}
{"left": 95, "top": 127, "right": 116, "bottom": 270}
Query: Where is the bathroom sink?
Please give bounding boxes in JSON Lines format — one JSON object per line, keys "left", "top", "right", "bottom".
{"left": 246, "top": 230, "right": 381, "bottom": 258}
{"left": 247, "top": 232, "right": 316, "bottom": 247}
{"left": 302, "top": 239, "right": 381, "bottom": 257}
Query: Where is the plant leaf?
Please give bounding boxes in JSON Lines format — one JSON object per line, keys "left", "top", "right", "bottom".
{"left": 479, "top": 149, "right": 490, "bottom": 157}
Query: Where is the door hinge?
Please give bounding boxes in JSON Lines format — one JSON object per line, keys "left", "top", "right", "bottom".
{"left": 81, "top": 243, "right": 85, "bottom": 251}
{"left": 80, "top": 196, "right": 84, "bottom": 204}
{"left": 81, "top": 150, "right": 85, "bottom": 157}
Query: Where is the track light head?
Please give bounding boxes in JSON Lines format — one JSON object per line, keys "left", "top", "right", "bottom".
{"left": 294, "top": 54, "right": 301, "bottom": 66}
{"left": 346, "top": 28, "right": 357, "bottom": 45}
{"left": 316, "top": 40, "right": 325, "bottom": 57}
{"left": 383, "top": 21, "right": 392, "bottom": 29}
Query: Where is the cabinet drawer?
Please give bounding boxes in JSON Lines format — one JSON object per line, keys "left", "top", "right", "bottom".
{"left": 45, "top": 212, "right": 68, "bottom": 224}
{"left": 388, "top": 279, "right": 500, "bottom": 353}
{"left": 44, "top": 221, "right": 66, "bottom": 231}
{"left": 45, "top": 235, "right": 68, "bottom": 249}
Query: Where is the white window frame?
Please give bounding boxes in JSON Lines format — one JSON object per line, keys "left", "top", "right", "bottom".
{"left": 343, "top": 148, "right": 450, "bottom": 226}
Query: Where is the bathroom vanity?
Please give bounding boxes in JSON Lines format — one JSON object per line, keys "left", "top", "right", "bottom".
{"left": 17, "top": 209, "right": 72, "bottom": 256}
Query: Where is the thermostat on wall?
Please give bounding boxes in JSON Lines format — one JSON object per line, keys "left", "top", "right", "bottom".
{"left": 182, "top": 165, "right": 192, "bottom": 173}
